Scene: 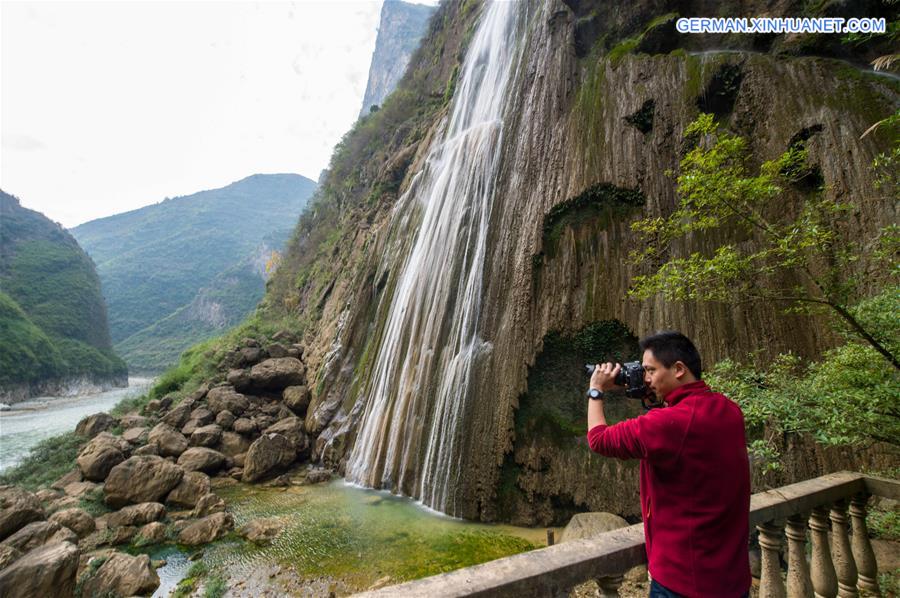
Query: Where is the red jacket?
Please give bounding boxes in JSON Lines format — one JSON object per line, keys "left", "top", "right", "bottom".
{"left": 587, "top": 380, "right": 751, "bottom": 597}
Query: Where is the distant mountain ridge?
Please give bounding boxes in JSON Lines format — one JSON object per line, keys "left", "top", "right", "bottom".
{"left": 359, "top": 0, "right": 436, "bottom": 117}
{"left": 71, "top": 173, "right": 317, "bottom": 372}
{"left": 0, "top": 191, "right": 127, "bottom": 402}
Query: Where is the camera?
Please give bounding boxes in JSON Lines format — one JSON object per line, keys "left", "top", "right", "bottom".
{"left": 584, "top": 361, "right": 649, "bottom": 399}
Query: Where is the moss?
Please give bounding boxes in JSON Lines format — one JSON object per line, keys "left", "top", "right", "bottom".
{"left": 78, "top": 486, "right": 111, "bottom": 517}
{"left": 514, "top": 321, "right": 641, "bottom": 448}
{"left": 539, "top": 183, "right": 644, "bottom": 259}
{"left": 172, "top": 561, "right": 210, "bottom": 598}
{"left": 203, "top": 574, "right": 227, "bottom": 598}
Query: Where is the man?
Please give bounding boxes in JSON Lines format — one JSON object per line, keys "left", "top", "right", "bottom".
{"left": 586, "top": 331, "right": 751, "bottom": 598}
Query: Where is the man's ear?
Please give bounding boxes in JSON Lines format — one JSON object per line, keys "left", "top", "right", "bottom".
{"left": 673, "top": 361, "right": 687, "bottom": 380}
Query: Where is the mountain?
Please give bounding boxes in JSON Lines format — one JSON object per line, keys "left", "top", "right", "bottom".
{"left": 154, "top": 0, "right": 897, "bottom": 523}
{"left": 358, "top": 0, "right": 436, "bottom": 118}
{"left": 0, "top": 191, "right": 127, "bottom": 402}
{"left": 70, "top": 173, "right": 316, "bottom": 372}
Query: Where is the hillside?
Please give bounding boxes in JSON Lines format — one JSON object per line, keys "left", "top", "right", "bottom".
{"left": 70, "top": 173, "right": 316, "bottom": 372}
{"left": 0, "top": 191, "right": 127, "bottom": 401}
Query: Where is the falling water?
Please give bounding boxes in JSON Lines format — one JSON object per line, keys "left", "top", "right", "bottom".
{"left": 345, "top": 1, "right": 526, "bottom": 514}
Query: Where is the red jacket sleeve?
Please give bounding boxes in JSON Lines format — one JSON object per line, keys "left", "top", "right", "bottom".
{"left": 587, "top": 407, "right": 693, "bottom": 463}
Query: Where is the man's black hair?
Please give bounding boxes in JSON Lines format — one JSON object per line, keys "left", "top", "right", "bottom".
{"left": 639, "top": 331, "right": 702, "bottom": 379}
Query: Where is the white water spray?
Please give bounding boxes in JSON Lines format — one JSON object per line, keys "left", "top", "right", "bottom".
{"left": 346, "top": 1, "right": 526, "bottom": 514}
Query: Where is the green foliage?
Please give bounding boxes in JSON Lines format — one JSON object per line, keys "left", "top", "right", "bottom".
{"left": 630, "top": 113, "right": 899, "bottom": 367}
{"left": 204, "top": 574, "right": 227, "bottom": 598}
{"left": 707, "top": 286, "right": 900, "bottom": 450}
{"left": 172, "top": 562, "right": 210, "bottom": 598}
{"left": 0, "top": 432, "right": 85, "bottom": 490}
{"left": 78, "top": 486, "right": 111, "bottom": 517}
{"left": 0, "top": 192, "right": 127, "bottom": 388}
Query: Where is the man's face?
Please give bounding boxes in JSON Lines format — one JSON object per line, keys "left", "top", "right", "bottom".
{"left": 641, "top": 349, "right": 685, "bottom": 401}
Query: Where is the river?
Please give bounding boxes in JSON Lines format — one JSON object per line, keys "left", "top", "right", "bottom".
{"left": 0, "top": 377, "right": 154, "bottom": 473}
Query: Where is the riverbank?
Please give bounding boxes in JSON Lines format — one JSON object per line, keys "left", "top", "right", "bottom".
{"left": 0, "top": 377, "right": 153, "bottom": 472}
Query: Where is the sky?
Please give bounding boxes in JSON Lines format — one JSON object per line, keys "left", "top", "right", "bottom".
{"left": 1, "top": 0, "right": 436, "bottom": 228}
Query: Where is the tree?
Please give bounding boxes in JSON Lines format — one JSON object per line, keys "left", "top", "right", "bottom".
{"left": 629, "top": 112, "right": 899, "bottom": 369}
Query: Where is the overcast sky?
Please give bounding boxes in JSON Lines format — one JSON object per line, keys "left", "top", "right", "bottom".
{"left": 1, "top": 0, "right": 436, "bottom": 228}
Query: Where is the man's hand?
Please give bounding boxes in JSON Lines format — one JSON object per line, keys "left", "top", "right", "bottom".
{"left": 591, "top": 362, "right": 621, "bottom": 392}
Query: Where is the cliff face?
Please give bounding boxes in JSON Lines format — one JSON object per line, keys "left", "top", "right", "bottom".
{"left": 262, "top": 0, "right": 898, "bottom": 521}
{"left": 358, "top": 1, "right": 437, "bottom": 118}
{"left": 0, "top": 191, "right": 127, "bottom": 402}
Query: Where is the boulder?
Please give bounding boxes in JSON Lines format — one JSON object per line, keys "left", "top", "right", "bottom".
{"left": 103, "top": 456, "right": 184, "bottom": 508}
{"left": 48, "top": 508, "right": 95, "bottom": 538}
{"left": 0, "top": 544, "right": 22, "bottom": 569}
{"left": 206, "top": 386, "right": 250, "bottom": 416}
{"left": 145, "top": 395, "right": 173, "bottom": 414}
{"left": 105, "top": 502, "right": 165, "bottom": 528}
{"left": 181, "top": 419, "right": 201, "bottom": 436}
{"left": 106, "top": 525, "right": 137, "bottom": 546}
{"left": 190, "top": 424, "right": 223, "bottom": 448}
{"left": 305, "top": 468, "right": 333, "bottom": 485}
{"left": 76, "top": 433, "right": 129, "bottom": 482}
{"left": 47, "top": 496, "right": 80, "bottom": 513}
{"left": 239, "top": 346, "right": 263, "bottom": 366}
{"left": 63, "top": 481, "right": 98, "bottom": 499}
{"left": 135, "top": 521, "right": 167, "bottom": 546}
{"left": 118, "top": 414, "right": 149, "bottom": 428}
{"left": 217, "top": 431, "right": 251, "bottom": 457}
{"left": 215, "top": 410, "right": 236, "bottom": 430}
{"left": 253, "top": 415, "right": 276, "bottom": 430}
{"left": 0, "top": 485, "right": 45, "bottom": 541}
{"left": 50, "top": 469, "right": 82, "bottom": 491}
{"left": 161, "top": 402, "right": 192, "bottom": 429}
{"left": 177, "top": 512, "right": 233, "bottom": 546}
{"left": 147, "top": 423, "right": 188, "bottom": 457}
{"left": 283, "top": 385, "right": 310, "bottom": 415}
{"left": 226, "top": 368, "right": 252, "bottom": 392}
{"left": 191, "top": 493, "right": 226, "bottom": 518}
{"left": 0, "top": 541, "right": 79, "bottom": 598}
{"left": 233, "top": 453, "right": 246, "bottom": 468}
{"left": 78, "top": 552, "right": 160, "bottom": 597}
{"left": 233, "top": 417, "right": 257, "bottom": 435}
{"left": 189, "top": 407, "right": 214, "bottom": 426}
{"left": 187, "top": 385, "right": 210, "bottom": 402}
{"left": 133, "top": 442, "right": 159, "bottom": 456}
{"left": 0, "top": 521, "right": 77, "bottom": 553}
{"left": 242, "top": 433, "right": 296, "bottom": 482}
{"left": 177, "top": 447, "right": 227, "bottom": 474}
{"left": 122, "top": 426, "right": 149, "bottom": 444}
{"left": 34, "top": 489, "right": 61, "bottom": 503}
{"left": 249, "top": 357, "right": 306, "bottom": 390}
{"left": 166, "top": 471, "right": 210, "bottom": 508}
{"left": 238, "top": 518, "right": 284, "bottom": 544}
{"left": 266, "top": 343, "right": 289, "bottom": 358}
{"left": 74, "top": 413, "right": 116, "bottom": 438}
{"left": 264, "top": 417, "right": 309, "bottom": 454}
{"left": 560, "top": 512, "right": 630, "bottom": 542}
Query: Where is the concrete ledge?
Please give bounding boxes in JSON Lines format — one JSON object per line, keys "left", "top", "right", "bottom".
{"left": 354, "top": 471, "right": 896, "bottom": 597}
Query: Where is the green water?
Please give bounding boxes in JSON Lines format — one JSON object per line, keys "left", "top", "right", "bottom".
{"left": 152, "top": 480, "right": 546, "bottom": 596}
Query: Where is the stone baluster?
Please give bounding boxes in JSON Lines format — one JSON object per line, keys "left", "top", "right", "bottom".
{"left": 596, "top": 574, "right": 624, "bottom": 597}
{"left": 830, "top": 500, "right": 859, "bottom": 597}
{"left": 785, "top": 513, "right": 814, "bottom": 597}
{"left": 810, "top": 506, "right": 838, "bottom": 598}
{"left": 849, "top": 494, "right": 880, "bottom": 595}
{"left": 758, "top": 521, "right": 787, "bottom": 598}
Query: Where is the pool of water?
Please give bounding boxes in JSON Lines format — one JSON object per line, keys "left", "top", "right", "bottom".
{"left": 150, "top": 480, "right": 552, "bottom": 596}
{"left": 0, "top": 377, "right": 154, "bottom": 472}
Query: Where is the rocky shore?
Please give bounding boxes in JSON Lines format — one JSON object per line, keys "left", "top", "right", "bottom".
{"left": 0, "top": 374, "right": 129, "bottom": 406}
{"left": 0, "top": 333, "right": 333, "bottom": 597}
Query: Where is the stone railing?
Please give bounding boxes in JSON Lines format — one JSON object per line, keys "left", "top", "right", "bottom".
{"left": 354, "top": 471, "right": 899, "bottom": 597}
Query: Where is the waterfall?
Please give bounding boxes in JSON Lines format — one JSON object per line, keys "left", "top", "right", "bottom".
{"left": 345, "top": 1, "right": 526, "bottom": 514}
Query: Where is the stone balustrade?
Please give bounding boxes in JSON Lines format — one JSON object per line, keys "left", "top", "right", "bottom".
{"left": 353, "top": 472, "right": 899, "bottom": 597}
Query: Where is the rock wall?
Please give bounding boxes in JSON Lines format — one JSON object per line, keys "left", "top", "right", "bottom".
{"left": 266, "top": 0, "right": 899, "bottom": 521}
